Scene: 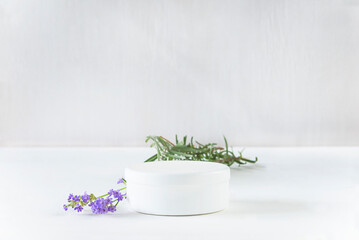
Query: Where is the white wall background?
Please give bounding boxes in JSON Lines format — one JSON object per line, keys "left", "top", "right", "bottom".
{"left": 1, "top": 0, "right": 359, "bottom": 146}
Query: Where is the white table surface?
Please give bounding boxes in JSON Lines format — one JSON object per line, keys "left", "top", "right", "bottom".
{"left": 0, "top": 147, "right": 358, "bottom": 240}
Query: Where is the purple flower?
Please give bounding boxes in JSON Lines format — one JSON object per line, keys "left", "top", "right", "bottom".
{"left": 90, "top": 197, "right": 114, "bottom": 214}
{"left": 64, "top": 186, "right": 126, "bottom": 214}
{"left": 108, "top": 189, "right": 115, "bottom": 197}
{"left": 115, "top": 192, "right": 125, "bottom": 201}
{"left": 90, "top": 198, "right": 104, "bottom": 214}
{"left": 72, "top": 195, "right": 80, "bottom": 202}
{"left": 67, "top": 194, "right": 74, "bottom": 201}
{"left": 81, "top": 192, "right": 90, "bottom": 203}
{"left": 108, "top": 189, "right": 125, "bottom": 201}
{"left": 108, "top": 205, "right": 116, "bottom": 213}
{"left": 117, "top": 178, "right": 125, "bottom": 184}
{"left": 74, "top": 204, "right": 83, "bottom": 212}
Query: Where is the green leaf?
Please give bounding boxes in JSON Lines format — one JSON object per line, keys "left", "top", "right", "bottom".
{"left": 224, "top": 136, "right": 229, "bottom": 156}
{"left": 145, "top": 154, "right": 158, "bottom": 162}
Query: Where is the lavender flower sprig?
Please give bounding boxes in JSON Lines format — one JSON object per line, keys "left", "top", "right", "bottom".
{"left": 64, "top": 178, "right": 127, "bottom": 214}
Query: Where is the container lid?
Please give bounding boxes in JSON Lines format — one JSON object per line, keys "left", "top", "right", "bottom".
{"left": 125, "top": 161, "right": 230, "bottom": 185}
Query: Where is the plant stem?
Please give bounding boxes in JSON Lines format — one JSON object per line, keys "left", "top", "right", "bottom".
{"left": 96, "top": 193, "right": 109, "bottom": 199}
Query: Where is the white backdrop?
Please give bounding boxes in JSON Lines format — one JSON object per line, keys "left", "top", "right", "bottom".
{"left": 1, "top": 0, "right": 359, "bottom": 146}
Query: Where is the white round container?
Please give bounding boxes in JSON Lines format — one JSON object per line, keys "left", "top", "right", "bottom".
{"left": 125, "top": 161, "right": 230, "bottom": 216}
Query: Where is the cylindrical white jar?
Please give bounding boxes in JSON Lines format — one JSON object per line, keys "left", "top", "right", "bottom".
{"left": 125, "top": 161, "right": 230, "bottom": 216}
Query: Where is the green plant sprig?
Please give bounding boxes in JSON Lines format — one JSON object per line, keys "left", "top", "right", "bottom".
{"left": 145, "top": 135, "right": 258, "bottom": 167}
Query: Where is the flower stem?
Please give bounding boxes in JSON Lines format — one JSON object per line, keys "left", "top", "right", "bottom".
{"left": 96, "top": 193, "right": 109, "bottom": 199}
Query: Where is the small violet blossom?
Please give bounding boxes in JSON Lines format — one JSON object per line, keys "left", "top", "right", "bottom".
{"left": 108, "top": 189, "right": 127, "bottom": 201}
{"left": 81, "top": 192, "right": 90, "bottom": 203}
{"left": 72, "top": 195, "right": 80, "bottom": 202}
{"left": 74, "top": 204, "right": 83, "bottom": 212}
{"left": 117, "top": 178, "right": 125, "bottom": 184}
{"left": 67, "top": 194, "right": 73, "bottom": 201}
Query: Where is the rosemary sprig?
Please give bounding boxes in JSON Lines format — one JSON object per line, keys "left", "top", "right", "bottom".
{"left": 145, "top": 135, "right": 258, "bottom": 167}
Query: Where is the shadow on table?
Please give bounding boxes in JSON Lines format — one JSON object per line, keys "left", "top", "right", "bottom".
{"left": 77, "top": 210, "right": 142, "bottom": 218}
{"left": 73, "top": 199, "right": 308, "bottom": 218}
{"left": 96, "top": 199, "right": 309, "bottom": 218}
{"left": 231, "top": 163, "right": 266, "bottom": 171}
{"left": 225, "top": 199, "right": 309, "bottom": 215}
